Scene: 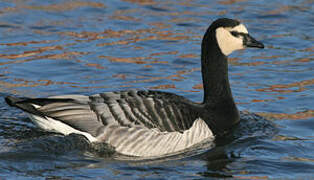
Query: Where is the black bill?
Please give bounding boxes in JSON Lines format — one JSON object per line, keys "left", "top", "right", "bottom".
{"left": 244, "top": 34, "right": 264, "bottom": 48}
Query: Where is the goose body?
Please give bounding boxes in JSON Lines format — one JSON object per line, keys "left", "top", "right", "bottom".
{"left": 5, "top": 18, "right": 264, "bottom": 157}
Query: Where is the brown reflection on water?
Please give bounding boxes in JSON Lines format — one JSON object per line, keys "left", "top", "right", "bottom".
{"left": 251, "top": 55, "right": 284, "bottom": 60}
{"left": 150, "top": 84, "right": 176, "bottom": 90}
{"left": 283, "top": 157, "right": 314, "bottom": 163}
{"left": 233, "top": 175, "right": 268, "bottom": 180}
{"left": 192, "top": 83, "right": 202, "bottom": 90}
{"left": 85, "top": 63, "right": 106, "bottom": 70}
{"left": 122, "top": 0, "right": 156, "bottom": 6}
{"left": 272, "top": 135, "right": 313, "bottom": 141}
{"left": 150, "top": 51, "right": 178, "bottom": 56}
{"left": 0, "top": 40, "right": 56, "bottom": 46}
{"left": 69, "top": 84, "right": 110, "bottom": 89}
{"left": 110, "top": 15, "right": 141, "bottom": 22}
{"left": 256, "top": 79, "right": 313, "bottom": 93}
{"left": 265, "top": 4, "right": 310, "bottom": 15}
{"left": 89, "top": 28, "right": 191, "bottom": 47}
{"left": 0, "top": 45, "right": 63, "bottom": 60}
{"left": 302, "top": 47, "right": 314, "bottom": 52}
{"left": 0, "top": 39, "right": 96, "bottom": 94}
{"left": 127, "top": 67, "right": 200, "bottom": 84}
{"left": 177, "top": 53, "right": 198, "bottom": 59}
{"left": 100, "top": 55, "right": 167, "bottom": 65}
{"left": 149, "top": 22, "right": 172, "bottom": 29}
{"left": 257, "top": 110, "right": 314, "bottom": 120}
{"left": 219, "top": 0, "right": 248, "bottom": 5}
{"left": 0, "top": 1, "right": 202, "bottom": 94}
{"left": 0, "top": 78, "right": 77, "bottom": 88}
{"left": 61, "top": 31, "right": 106, "bottom": 42}
{"left": 229, "top": 55, "right": 313, "bottom": 67}
{"left": 98, "top": 30, "right": 190, "bottom": 47}
{"left": 3, "top": 1, "right": 105, "bottom": 12}
{"left": 0, "top": 50, "right": 88, "bottom": 66}
{"left": 169, "top": 17, "right": 200, "bottom": 24}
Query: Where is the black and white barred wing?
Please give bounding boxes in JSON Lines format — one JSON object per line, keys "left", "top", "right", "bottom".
{"left": 6, "top": 90, "right": 215, "bottom": 157}
{"left": 98, "top": 118, "right": 214, "bottom": 157}
{"left": 6, "top": 90, "right": 197, "bottom": 136}
{"left": 87, "top": 90, "right": 214, "bottom": 157}
{"left": 89, "top": 90, "right": 197, "bottom": 132}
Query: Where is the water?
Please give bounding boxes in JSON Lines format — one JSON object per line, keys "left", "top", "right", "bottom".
{"left": 0, "top": 0, "right": 313, "bottom": 179}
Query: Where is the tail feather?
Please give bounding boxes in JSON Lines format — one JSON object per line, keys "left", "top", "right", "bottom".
{"left": 5, "top": 96, "right": 46, "bottom": 116}
{"left": 5, "top": 96, "right": 75, "bottom": 117}
{"left": 5, "top": 95, "right": 102, "bottom": 139}
{"left": 5, "top": 96, "right": 24, "bottom": 107}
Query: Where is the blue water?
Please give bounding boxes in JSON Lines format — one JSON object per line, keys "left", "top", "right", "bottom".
{"left": 0, "top": 0, "right": 313, "bottom": 179}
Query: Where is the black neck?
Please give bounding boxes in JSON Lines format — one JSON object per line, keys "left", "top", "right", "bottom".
{"left": 200, "top": 29, "right": 239, "bottom": 134}
{"left": 201, "top": 31, "right": 233, "bottom": 105}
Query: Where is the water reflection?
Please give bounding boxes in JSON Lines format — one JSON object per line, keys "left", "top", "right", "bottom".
{"left": 3, "top": 1, "right": 106, "bottom": 12}
{"left": 0, "top": 0, "right": 313, "bottom": 178}
{"left": 258, "top": 110, "right": 314, "bottom": 120}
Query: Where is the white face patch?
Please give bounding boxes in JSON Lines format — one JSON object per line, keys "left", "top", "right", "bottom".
{"left": 216, "top": 24, "right": 249, "bottom": 56}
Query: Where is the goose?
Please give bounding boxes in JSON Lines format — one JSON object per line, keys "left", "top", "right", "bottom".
{"left": 5, "top": 18, "right": 264, "bottom": 157}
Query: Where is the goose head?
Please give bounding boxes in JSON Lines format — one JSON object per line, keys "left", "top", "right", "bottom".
{"left": 200, "top": 18, "right": 265, "bottom": 126}
{"left": 209, "top": 18, "right": 264, "bottom": 56}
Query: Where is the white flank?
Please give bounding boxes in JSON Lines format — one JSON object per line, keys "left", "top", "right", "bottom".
{"left": 28, "top": 113, "right": 98, "bottom": 142}
{"left": 100, "top": 118, "right": 215, "bottom": 157}
{"left": 27, "top": 101, "right": 215, "bottom": 157}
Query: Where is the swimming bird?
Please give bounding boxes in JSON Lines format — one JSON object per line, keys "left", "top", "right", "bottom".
{"left": 5, "top": 18, "right": 264, "bottom": 157}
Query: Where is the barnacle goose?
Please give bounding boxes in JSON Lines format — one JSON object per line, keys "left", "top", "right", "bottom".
{"left": 5, "top": 18, "right": 264, "bottom": 157}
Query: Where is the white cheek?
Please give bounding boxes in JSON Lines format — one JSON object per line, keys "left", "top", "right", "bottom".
{"left": 216, "top": 27, "right": 244, "bottom": 56}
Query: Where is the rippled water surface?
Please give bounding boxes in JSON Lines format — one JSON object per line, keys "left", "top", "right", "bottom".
{"left": 0, "top": 0, "right": 313, "bottom": 179}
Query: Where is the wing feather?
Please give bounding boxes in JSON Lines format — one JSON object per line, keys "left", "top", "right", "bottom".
{"left": 7, "top": 90, "right": 199, "bottom": 137}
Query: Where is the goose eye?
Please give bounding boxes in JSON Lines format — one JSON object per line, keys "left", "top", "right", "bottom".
{"left": 231, "top": 31, "right": 240, "bottom": 37}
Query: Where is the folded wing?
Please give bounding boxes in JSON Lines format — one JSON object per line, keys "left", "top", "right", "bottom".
{"left": 5, "top": 90, "right": 199, "bottom": 137}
